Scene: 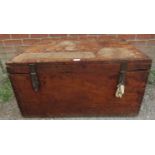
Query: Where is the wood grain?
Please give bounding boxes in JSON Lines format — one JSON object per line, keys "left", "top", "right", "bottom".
{"left": 9, "top": 65, "right": 149, "bottom": 117}
{"left": 6, "top": 39, "right": 152, "bottom": 117}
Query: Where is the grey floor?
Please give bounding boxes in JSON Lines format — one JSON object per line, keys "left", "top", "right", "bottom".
{"left": 0, "top": 45, "right": 155, "bottom": 120}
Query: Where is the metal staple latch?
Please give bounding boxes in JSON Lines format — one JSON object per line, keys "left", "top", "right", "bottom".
{"left": 115, "top": 62, "right": 127, "bottom": 98}
{"left": 29, "top": 64, "right": 40, "bottom": 92}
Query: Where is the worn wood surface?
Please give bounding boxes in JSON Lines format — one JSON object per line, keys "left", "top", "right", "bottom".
{"left": 7, "top": 60, "right": 151, "bottom": 74}
{"left": 9, "top": 67, "right": 149, "bottom": 117}
{"left": 7, "top": 39, "right": 150, "bottom": 64}
{"left": 6, "top": 38, "right": 152, "bottom": 117}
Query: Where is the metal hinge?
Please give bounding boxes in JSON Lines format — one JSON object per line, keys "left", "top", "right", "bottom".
{"left": 115, "top": 62, "right": 128, "bottom": 98}
{"left": 29, "top": 64, "right": 40, "bottom": 92}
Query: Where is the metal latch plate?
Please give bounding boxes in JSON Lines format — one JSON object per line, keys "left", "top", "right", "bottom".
{"left": 115, "top": 62, "right": 128, "bottom": 98}
{"left": 29, "top": 64, "right": 40, "bottom": 92}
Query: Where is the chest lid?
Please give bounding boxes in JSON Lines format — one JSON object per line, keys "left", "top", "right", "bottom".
{"left": 6, "top": 38, "right": 152, "bottom": 75}
{"left": 7, "top": 38, "right": 150, "bottom": 64}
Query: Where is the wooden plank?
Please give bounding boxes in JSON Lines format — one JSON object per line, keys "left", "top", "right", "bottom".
{"left": 6, "top": 39, "right": 151, "bottom": 64}
{"left": 6, "top": 59, "right": 152, "bottom": 74}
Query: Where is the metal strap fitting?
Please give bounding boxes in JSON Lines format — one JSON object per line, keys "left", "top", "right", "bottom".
{"left": 29, "top": 64, "right": 40, "bottom": 92}
{"left": 115, "top": 62, "right": 127, "bottom": 98}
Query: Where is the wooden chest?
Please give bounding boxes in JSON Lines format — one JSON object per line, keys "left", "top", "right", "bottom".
{"left": 6, "top": 38, "right": 152, "bottom": 117}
